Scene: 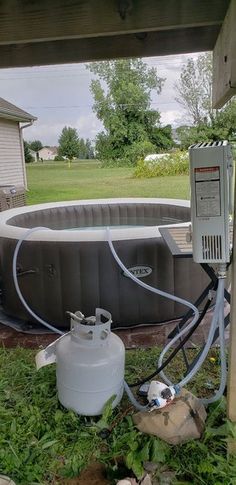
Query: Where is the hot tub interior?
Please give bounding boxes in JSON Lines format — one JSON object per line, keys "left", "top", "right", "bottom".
{"left": 7, "top": 201, "right": 190, "bottom": 229}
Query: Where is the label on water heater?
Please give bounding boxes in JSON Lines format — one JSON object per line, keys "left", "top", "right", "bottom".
{"left": 195, "top": 166, "right": 221, "bottom": 217}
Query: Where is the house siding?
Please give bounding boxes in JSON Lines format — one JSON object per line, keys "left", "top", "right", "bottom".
{"left": 0, "top": 118, "right": 25, "bottom": 187}
{"left": 38, "top": 147, "right": 58, "bottom": 160}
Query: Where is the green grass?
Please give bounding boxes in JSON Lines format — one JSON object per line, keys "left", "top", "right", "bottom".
{"left": 0, "top": 346, "right": 235, "bottom": 485}
{"left": 26, "top": 161, "right": 190, "bottom": 205}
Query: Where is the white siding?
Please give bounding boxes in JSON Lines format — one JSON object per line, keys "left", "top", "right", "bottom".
{"left": 0, "top": 118, "right": 25, "bottom": 187}
{"left": 38, "top": 147, "right": 56, "bottom": 160}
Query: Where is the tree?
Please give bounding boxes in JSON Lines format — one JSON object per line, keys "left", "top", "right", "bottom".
{"left": 58, "top": 127, "right": 80, "bottom": 160}
{"left": 78, "top": 138, "right": 89, "bottom": 159}
{"left": 76, "top": 138, "right": 95, "bottom": 159}
{"left": 176, "top": 98, "right": 236, "bottom": 148}
{"left": 85, "top": 139, "right": 95, "bottom": 159}
{"left": 212, "top": 98, "right": 236, "bottom": 140}
{"left": 87, "top": 59, "right": 173, "bottom": 164}
{"left": 28, "top": 140, "right": 43, "bottom": 152}
{"left": 175, "top": 53, "right": 213, "bottom": 125}
{"left": 175, "top": 52, "right": 236, "bottom": 148}
{"left": 24, "top": 140, "right": 34, "bottom": 163}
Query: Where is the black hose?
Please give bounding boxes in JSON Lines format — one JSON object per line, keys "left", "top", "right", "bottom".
{"left": 127, "top": 294, "right": 215, "bottom": 388}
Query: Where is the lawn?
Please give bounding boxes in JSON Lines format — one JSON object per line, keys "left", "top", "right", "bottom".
{"left": 26, "top": 160, "right": 190, "bottom": 205}
{"left": 1, "top": 346, "right": 234, "bottom": 485}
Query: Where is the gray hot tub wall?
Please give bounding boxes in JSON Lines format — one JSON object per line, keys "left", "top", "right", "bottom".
{"left": 0, "top": 201, "right": 209, "bottom": 329}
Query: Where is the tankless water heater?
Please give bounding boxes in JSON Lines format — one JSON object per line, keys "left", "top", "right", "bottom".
{"left": 189, "top": 141, "right": 233, "bottom": 264}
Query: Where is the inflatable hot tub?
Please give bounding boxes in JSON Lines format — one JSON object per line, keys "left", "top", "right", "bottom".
{"left": 0, "top": 198, "right": 208, "bottom": 329}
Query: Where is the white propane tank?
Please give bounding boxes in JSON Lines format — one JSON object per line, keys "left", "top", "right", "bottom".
{"left": 56, "top": 308, "right": 125, "bottom": 416}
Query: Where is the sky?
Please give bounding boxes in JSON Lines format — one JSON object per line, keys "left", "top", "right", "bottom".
{"left": 0, "top": 53, "right": 201, "bottom": 146}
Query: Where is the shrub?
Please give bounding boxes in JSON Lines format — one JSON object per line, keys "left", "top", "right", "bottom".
{"left": 100, "top": 140, "right": 156, "bottom": 168}
{"left": 123, "top": 140, "right": 156, "bottom": 166}
{"left": 134, "top": 150, "right": 189, "bottom": 178}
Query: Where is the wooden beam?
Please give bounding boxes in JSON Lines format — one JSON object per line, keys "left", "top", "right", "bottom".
{"left": 0, "top": 26, "right": 221, "bottom": 69}
{"left": 212, "top": 0, "right": 236, "bottom": 108}
{"left": 227, "top": 171, "right": 236, "bottom": 430}
{"left": 0, "top": 0, "right": 229, "bottom": 45}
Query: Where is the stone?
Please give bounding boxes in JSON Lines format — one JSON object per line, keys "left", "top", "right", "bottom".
{"left": 143, "top": 461, "right": 158, "bottom": 473}
{"left": 140, "top": 474, "right": 152, "bottom": 485}
{"left": 0, "top": 477, "right": 16, "bottom": 485}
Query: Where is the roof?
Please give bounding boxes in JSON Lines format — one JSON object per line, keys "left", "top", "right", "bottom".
{"left": 39, "top": 146, "right": 58, "bottom": 154}
{"left": 0, "top": 97, "right": 37, "bottom": 122}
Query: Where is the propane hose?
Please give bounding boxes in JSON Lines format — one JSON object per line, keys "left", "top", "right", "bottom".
{"left": 107, "top": 228, "right": 227, "bottom": 406}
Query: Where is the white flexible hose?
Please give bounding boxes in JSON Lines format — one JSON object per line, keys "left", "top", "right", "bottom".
{"left": 107, "top": 228, "right": 227, "bottom": 406}
{"left": 158, "top": 278, "right": 225, "bottom": 387}
{"left": 107, "top": 228, "right": 200, "bottom": 320}
{"left": 201, "top": 280, "right": 227, "bottom": 405}
{"left": 12, "top": 227, "right": 64, "bottom": 335}
{"left": 124, "top": 381, "right": 149, "bottom": 411}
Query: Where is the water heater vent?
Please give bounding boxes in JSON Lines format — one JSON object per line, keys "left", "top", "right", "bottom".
{"left": 190, "top": 141, "right": 224, "bottom": 149}
{"left": 201, "top": 235, "right": 222, "bottom": 261}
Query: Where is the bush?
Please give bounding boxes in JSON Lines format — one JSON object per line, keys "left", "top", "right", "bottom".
{"left": 100, "top": 140, "right": 156, "bottom": 168}
{"left": 134, "top": 150, "right": 189, "bottom": 178}
{"left": 54, "top": 155, "right": 64, "bottom": 161}
{"left": 123, "top": 140, "right": 156, "bottom": 166}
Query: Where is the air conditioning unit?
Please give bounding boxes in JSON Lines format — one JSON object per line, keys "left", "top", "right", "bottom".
{"left": 189, "top": 141, "right": 233, "bottom": 264}
{"left": 0, "top": 185, "right": 26, "bottom": 212}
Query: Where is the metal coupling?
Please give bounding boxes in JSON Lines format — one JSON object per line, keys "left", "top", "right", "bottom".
{"left": 218, "top": 264, "right": 227, "bottom": 279}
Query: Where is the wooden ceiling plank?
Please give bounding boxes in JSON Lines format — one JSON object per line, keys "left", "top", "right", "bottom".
{"left": 0, "top": 26, "right": 221, "bottom": 69}
{"left": 212, "top": 0, "right": 236, "bottom": 108}
{"left": 0, "top": 0, "right": 229, "bottom": 45}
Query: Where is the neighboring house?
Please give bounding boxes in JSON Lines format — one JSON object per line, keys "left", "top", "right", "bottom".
{"left": 38, "top": 146, "right": 58, "bottom": 160}
{"left": 0, "top": 97, "right": 36, "bottom": 188}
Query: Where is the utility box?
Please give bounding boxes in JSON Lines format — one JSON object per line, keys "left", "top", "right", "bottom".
{"left": 0, "top": 185, "right": 26, "bottom": 212}
{"left": 189, "top": 141, "right": 233, "bottom": 264}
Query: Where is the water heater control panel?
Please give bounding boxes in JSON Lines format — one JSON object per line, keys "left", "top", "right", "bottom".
{"left": 189, "top": 141, "right": 233, "bottom": 264}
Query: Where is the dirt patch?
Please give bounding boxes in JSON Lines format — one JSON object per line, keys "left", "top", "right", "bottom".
{"left": 61, "top": 462, "right": 111, "bottom": 485}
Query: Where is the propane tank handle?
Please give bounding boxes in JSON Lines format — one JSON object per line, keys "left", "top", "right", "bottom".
{"left": 70, "top": 308, "right": 112, "bottom": 346}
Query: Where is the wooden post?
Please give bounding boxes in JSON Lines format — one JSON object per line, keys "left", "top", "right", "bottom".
{"left": 227, "top": 168, "right": 236, "bottom": 452}
{"left": 212, "top": 0, "right": 236, "bottom": 108}
{"left": 214, "top": 1, "right": 236, "bottom": 438}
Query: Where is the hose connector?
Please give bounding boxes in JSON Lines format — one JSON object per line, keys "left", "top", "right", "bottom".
{"left": 218, "top": 264, "right": 227, "bottom": 279}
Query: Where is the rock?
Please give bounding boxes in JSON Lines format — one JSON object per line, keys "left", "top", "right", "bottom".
{"left": 159, "top": 471, "right": 176, "bottom": 485}
{"left": 0, "top": 477, "right": 16, "bottom": 485}
{"left": 143, "top": 461, "right": 158, "bottom": 473}
{"left": 140, "top": 474, "right": 152, "bottom": 485}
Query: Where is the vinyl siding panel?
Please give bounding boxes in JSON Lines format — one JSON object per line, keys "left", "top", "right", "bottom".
{"left": 0, "top": 119, "right": 25, "bottom": 187}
